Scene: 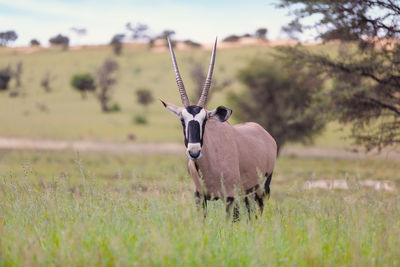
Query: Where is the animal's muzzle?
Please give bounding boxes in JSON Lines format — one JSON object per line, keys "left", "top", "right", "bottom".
{"left": 187, "top": 143, "right": 202, "bottom": 160}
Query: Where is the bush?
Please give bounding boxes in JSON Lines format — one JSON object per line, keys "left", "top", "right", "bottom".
{"left": 183, "top": 40, "right": 201, "bottom": 48}
{"left": 223, "top": 35, "right": 241, "bottom": 42}
{"left": 136, "top": 88, "right": 154, "bottom": 107}
{"left": 255, "top": 28, "right": 268, "bottom": 40}
{"left": 30, "top": 39, "right": 40, "bottom": 46}
{"left": 110, "top": 34, "right": 125, "bottom": 55}
{"left": 229, "top": 59, "right": 326, "bottom": 154}
{"left": 133, "top": 114, "right": 147, "bottom": 125}
{"left": 109, "top": 103, "right": 121, "bottom": 112}
{"left": 70, "top": 73, "right": 96, "bottom": 98}
{"left": 49, "top": 34, "right": 69, "bottom": 50}
{"left": 0, "top": 66, "right": 12, "bottom": 90}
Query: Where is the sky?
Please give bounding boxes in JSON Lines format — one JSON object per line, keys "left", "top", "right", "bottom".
{"left": 0, "top": 0, "right": 298, "bottom": 46}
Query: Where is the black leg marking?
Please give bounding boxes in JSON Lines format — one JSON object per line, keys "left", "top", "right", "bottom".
{"left": 244, "top": 196, "right": 251, "bottom": 214}
{"left": 264, "top": 172, "right": 273, "bottom": 198}
{"left": 226, "top": 197, "right": 240, "bottom": 222}
{"left": 255, "top": 193, "right": 264, "bottom": 215}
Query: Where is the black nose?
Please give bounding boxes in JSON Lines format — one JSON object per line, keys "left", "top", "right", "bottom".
{"left": 189, "top": 151, "right": 200, "bottom": 159}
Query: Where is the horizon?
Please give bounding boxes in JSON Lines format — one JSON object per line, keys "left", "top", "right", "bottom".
{"left": 0, "top": 0, "right": 311, "bottom": 47}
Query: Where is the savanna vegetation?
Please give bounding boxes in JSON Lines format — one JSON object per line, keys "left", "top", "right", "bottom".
{"left": 1, "top": 4, "right": 399, "bottom": 264}
{"left": 0, "top": 150, "right": 399, "bottom": 266}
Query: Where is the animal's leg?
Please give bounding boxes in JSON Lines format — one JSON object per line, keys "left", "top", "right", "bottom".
{"left": 226, "top": 197, "right": 240, "bottom": 222}
{"left": 194, "top": 191, "right": 207, "bottom": 217}
{"left": 244, "top": 196, "right": 253, "bottom": 219}
{"left": 254, "top": 193, "right": 264, "bottom": 215}
{"left": 264, "top": 172, "right": 273, "bottom": 198}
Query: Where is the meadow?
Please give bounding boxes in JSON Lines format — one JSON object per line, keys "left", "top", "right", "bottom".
{"left": 1, "top": 43, "right": 399, "bottom": 266}
{"left": 0, "top": 150, "right": 399, "bottom": 266}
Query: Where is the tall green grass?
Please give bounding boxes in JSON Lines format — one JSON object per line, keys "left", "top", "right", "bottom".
{"left": 0, "top": 150, "right": 399, "bottom": 266}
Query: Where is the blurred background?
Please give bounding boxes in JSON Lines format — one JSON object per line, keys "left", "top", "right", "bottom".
{"left": 0, "top": 0, "right": 399, "bottom": 159}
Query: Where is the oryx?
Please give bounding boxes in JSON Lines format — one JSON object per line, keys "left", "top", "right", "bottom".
{"left": 160, "top": 38, "right": 277, "bottom": 220}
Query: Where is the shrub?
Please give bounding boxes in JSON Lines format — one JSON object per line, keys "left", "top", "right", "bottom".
{"left": 30, "top": 39, "right": 40, "bottom": 46}
{"left": 133, "top": 114, "right": 147, "bottom": 125}
{"left": 183, "top": 40, "right": 201, "bottom": 48}
{"left": 229, "top": 59, "right": 326, "bottom": 154}
{"left": 136, "top": 88, "right": 154, "bottom": 107}
{"left": 0, "top": 66, "right": 12, "bottom": 90}
{"left": 70, "top": 73, "right": 96, "bottom": 98}
{"left": 255, "top": 28, "right": 268, "bottom": 40}
{"left": 41, "top": 72, "right": 53, "bottom": 92}
{"left": 49, "top": 34, "right": 69, "bottom": 50}
{"left": 222, "top": 35, "right": 241, "bottom": 42}
{"left": 109, "top": 103, "right": 121, "bottom": 112}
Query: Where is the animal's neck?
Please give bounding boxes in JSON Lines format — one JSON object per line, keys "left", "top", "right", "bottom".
{"left": 195, "top": 120, "right": 226, "bottom": 170}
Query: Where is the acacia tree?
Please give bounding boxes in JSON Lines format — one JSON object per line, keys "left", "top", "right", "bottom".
{"left": 0, "top": 31, "right": 18, "bottom": 46}
{"left": 255, "top": 28, "right": 268, "bottom": 40}
{"left": 277, "top": 0, "right": 400, "bottom": 150}
{"left": 229, "top": 59, "right": 325, "bottom": 154}
{"left": 96, "top": 59, "right": 118, "bottom": 112}
{"left": 110, "top": 34, "right": 125, "bottom": 55}
{"left": 49, "top": 34, "right": 69, "bottom": 50}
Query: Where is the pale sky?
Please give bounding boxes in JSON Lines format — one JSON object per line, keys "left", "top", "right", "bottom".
{"left": 0, "top": 0, "right": 298, "bottom": 46}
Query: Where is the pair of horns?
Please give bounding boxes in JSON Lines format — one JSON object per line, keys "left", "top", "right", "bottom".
{"left": 168, "top": 38, "right": 217, "bottom": 107}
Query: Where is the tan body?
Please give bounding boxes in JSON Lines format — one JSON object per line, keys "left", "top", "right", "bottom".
{"left": 188, "top": 120, "right": 277, "bottom": 198}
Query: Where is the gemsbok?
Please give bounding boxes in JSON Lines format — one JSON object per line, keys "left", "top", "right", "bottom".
{"left": 161, "top": 38, "right": 277, "bottom": 220}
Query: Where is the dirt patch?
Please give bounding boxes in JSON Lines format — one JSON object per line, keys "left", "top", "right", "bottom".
{"left": 0, "top": 136, "right": 399, "bottom": 161}
{"left": 303, "top": 179, "right": 397, "bottom": 191}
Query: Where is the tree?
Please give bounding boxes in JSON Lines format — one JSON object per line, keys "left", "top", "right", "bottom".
{"left": 278, "top": 0, "right": 400, "bottom": 150}
{"left": 159, "top": 30, "right": 175, "bottom": 39}
{"left": 255, "top": 28, "right": 268, "bottom": 40}
{"left": 96, "top": 59, "right": 119, "bottom": 112}
{"left": 49, "top": 34, "right": 69, "bottom": 50}
{"left": 136, "top": 88, "right": 154, "bottom": 107}
{"left": 41, "top": 72, "right": 54, "bottom": 92}
{"left": 229, "top": 59, "right": 325, "bottom": 154}
{"left": 110, "top": 34, "right": 125, "bottom": 55}
{"left": 70, "top": 73, "right": 96, "bottom": 99}
{"left": 126, "top": 22, "right": 149, "bottom": 40}
{"left": 30, "top": 39, "right": 41, "bottom": 46}
{"left": 0, "top": 31, "right": 18, "bottom": 46}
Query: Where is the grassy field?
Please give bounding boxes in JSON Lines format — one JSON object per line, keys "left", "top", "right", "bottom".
{"left": 0, "top": 44, "right": 350, "bottom": 148}
{"left": 0, "top": 150, "right": 399, "bottom": 266}
{"left": 1, "top": 43, "right": 398, "bottom": 266}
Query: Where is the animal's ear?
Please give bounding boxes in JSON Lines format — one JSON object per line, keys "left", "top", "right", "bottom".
{"left": 159, "top": 99, "right": 183, "bottom": 116}
{"left": 207, "top": 106, "right": 232, "bottom": 122}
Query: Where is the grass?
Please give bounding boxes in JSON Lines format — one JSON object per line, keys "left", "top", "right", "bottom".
{"left": 0, "top": 150, "right": 399, "bottom": 266}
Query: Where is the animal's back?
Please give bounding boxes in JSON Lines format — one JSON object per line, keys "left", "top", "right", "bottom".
{"left": 233, "top": 122, "right": 277, "bottom": 190}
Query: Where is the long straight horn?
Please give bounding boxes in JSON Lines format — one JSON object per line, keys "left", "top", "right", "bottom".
{"left": 197, "top": 37, "right": 217, "bottom": 107}
{"left": 168, "top": 38, "right": 190, "bottom": 107}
